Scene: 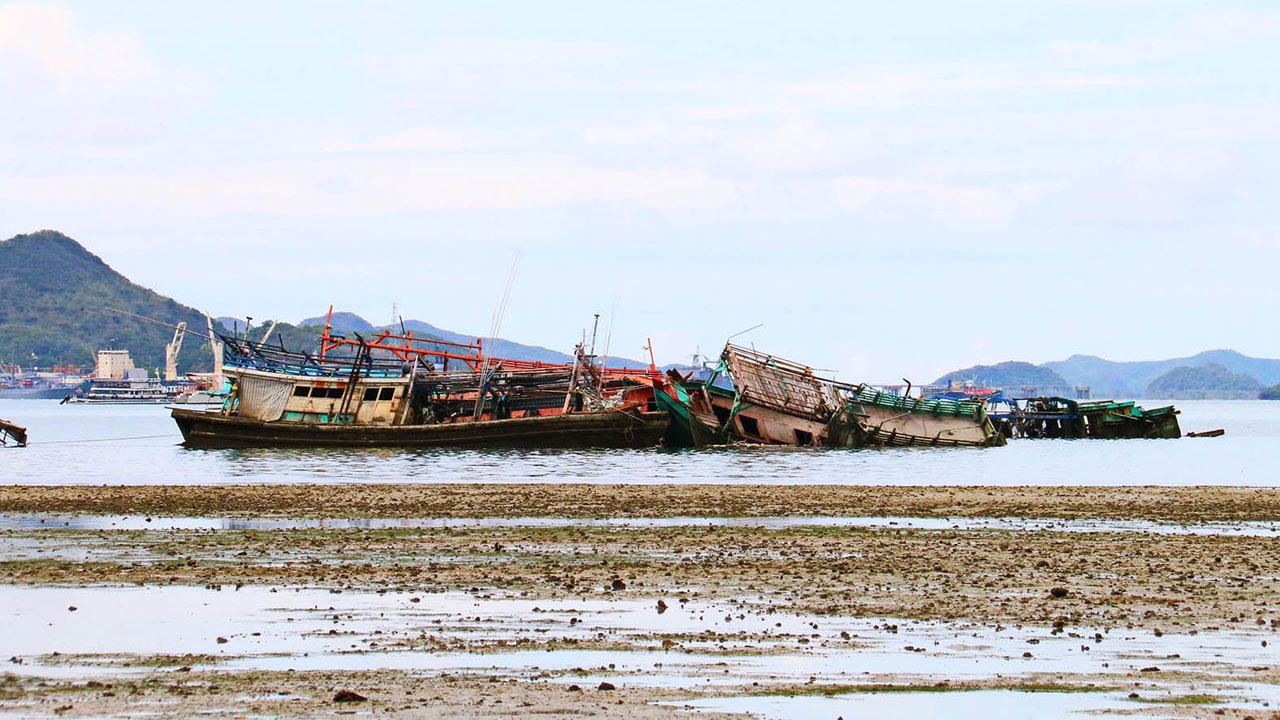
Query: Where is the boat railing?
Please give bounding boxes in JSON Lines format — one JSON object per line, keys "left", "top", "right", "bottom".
{"left": 845, "top": 385, "right": 986, "bottom": 419}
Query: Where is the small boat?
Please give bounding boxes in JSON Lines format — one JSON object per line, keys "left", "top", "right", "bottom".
{"left": 1186, "top": 428, "right": 1225, "bottom": 438}
{"left": 0, "top": 417, "right": 27, "bottom": 446}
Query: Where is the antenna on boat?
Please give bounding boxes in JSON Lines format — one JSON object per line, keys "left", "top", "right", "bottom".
{"left": 472, "top": 257, "right": 520, "bottom": 421}
{"left": 599, "top": 303, "right": 616, "bottom": 372}
{"left": 725, "top": 323, "right": 763, "bottom": 347}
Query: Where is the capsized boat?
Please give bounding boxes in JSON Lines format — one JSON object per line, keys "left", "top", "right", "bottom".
{"left": 172, "top": 320, "right": 669, "bottom": 449}
{"left": 658, "top": 344, "right": 1005, "bottom": 448}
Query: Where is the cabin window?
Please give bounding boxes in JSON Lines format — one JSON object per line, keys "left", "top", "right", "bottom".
{"left": 739, "top": 415, "right": 760, "bottom": 437}
{"left": 363, "top": 388, "right": 379, "bottom": 402}
{"left": 379, "top": 387, "right": 395, "bottom": 401}
{"left": 794, "top": 429, "right": 814, "bottom": 446}
{"left": 325, "top": 387, "right": 345, "bottom": 399}
{"left": 293, "top": 386, "right": 310, "bottom": 397}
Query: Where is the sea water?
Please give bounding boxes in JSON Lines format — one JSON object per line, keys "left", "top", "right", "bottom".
{"left": 1, "top": 399, "right": 1276, "bottom": 487}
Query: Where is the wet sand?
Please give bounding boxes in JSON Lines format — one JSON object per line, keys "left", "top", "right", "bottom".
{"left": 4, "top": 484, "right": 1280, "bottom": 718}
{"left": 5, "top": 483, "right": 1280, "bottom": 522}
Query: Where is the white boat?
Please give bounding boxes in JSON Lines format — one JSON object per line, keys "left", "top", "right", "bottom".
{"left": 66, "top": 349, "right": 219, "bottom": 405}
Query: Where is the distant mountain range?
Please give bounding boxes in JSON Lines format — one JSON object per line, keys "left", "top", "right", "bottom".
{"left": 1043, "top": 351, "right": 1280, "bottom": 396}
{"left": 940, "top": 350, "right": 1280, "bottom": 399}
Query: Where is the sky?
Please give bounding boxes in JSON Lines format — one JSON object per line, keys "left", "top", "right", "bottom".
{"left": 1, "top": 1, "right": 1277, "bottom": 382}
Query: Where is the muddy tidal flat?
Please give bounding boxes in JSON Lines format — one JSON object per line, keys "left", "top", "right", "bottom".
{"left": 5, "top": 483, "right": 1280, "bottom": 719}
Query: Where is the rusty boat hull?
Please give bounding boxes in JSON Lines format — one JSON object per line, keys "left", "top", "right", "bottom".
{"left": 172, "top": 406, "right": 669, "bottom": 449}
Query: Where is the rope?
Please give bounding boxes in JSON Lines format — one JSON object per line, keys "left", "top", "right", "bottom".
{"left": 26, "top": 434, "right": 178, "bottom": 445}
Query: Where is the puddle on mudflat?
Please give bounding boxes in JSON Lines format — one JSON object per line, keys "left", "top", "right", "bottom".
{"left": 5, "top": 513, "right": 1279, "bottom": 536}
{"left": 677, "top": 690, "right": 1134, "bottom": 719}
{"left": 5, "top": 585, "right": 1280, "bottom": 696}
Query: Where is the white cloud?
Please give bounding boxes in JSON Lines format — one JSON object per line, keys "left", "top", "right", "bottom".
{"left": 831, "top": 176, "right": 1033, "bottom": 227}
{"left": 0, "top": 155, "right": 741, "bottom": 227}
{"left": 1050, "top": 9, "right": 1280, "bottom": 66}
{"left": 0, "top": 2, "right": 149, "bottom": 82}
{"left": 323, "top": 127, "right": 479, "bottom": 154}
{"left": 0, "top": 2, "right": 193, "bottom": 153}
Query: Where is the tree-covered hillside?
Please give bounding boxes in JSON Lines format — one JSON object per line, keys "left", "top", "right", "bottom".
{"left": 933, "top": 361, "right": 1069, "bottom": 390}
{"left": 0, "top": 230, "right": 220, "bottom": 373}
{"left": 1145, "top": 364, "right": 1263, "bottom": 399}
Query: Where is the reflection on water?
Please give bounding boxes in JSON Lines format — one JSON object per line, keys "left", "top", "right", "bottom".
{"left": 677, "top": 691, "right": 1134, "bottom": 719}
{"left": 1, "top": 399, "right": 1278, "bottom": 487}
{"left": 6, "top": 585, "right": 1280, "bottom": 691}
{"left": 5, "top": 513, "right": 1280, "bottom": 535}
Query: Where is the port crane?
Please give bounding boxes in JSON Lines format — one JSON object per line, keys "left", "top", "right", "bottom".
{"left": 164, "top": 322, "right": 187, "bottom": 381}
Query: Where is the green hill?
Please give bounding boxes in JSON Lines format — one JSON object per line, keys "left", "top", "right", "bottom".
{"left": 1145, "top": 363, "right": 1262, "bottom": 400}
{"left": 933, "top": 361, "right": 1069, "bottom": 390}
{"left": 0, "top": 230, "right": 219, "bottom": 374}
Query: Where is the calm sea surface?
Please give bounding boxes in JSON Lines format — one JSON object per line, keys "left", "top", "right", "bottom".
{"left": 1, "top": 399, "right": 1276, "bottom": 487}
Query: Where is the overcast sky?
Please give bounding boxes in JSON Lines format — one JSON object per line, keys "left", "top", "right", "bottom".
{"left": 2, "top": 1, "right": 1277, "bottom": 381}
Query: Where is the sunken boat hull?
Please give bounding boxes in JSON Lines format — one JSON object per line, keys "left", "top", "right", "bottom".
{"left": 712, "top": 344, "right": 1004, "bottom": 448}
{"left": 989, "top": 397, "right": 1181, "bottom": 440}
{"left": 834, "top": 386, "right": 1006, "bottom": 448}
{"left": 172, "top": 406, "right": 669, "bottom": 449}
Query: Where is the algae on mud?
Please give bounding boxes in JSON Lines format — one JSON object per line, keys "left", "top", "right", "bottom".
{"left": 5, "top": 483, "right": 1280, "bottom": 521}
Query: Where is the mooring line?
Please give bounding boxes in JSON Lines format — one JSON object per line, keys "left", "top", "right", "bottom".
{"left": 27, "top": 434, "right": 178, "bottom": 445}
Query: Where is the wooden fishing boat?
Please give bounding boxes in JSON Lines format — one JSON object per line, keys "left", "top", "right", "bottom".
{"left": 173, "top": 318, "right": 669, "bottom": 450}
{"left": 172, "top": 401, "right": 667, "bottom": 449}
